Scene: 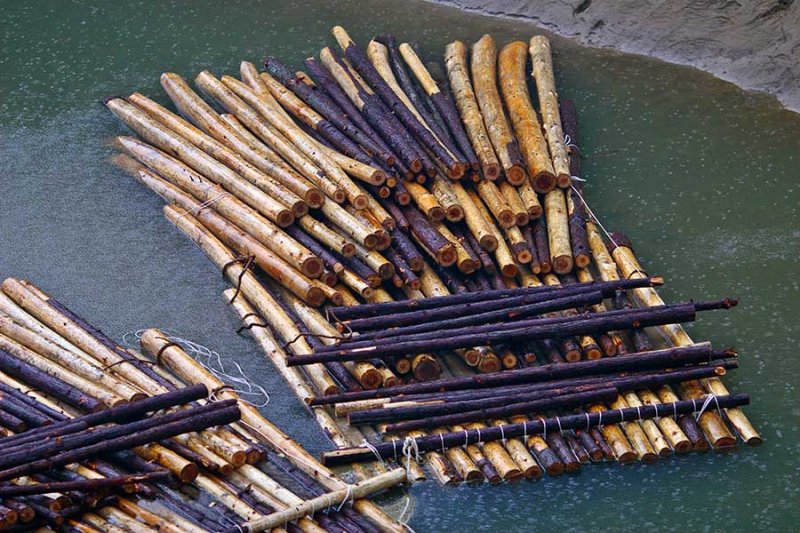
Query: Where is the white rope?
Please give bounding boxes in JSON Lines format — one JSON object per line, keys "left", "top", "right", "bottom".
{"left": 499, "top": 425, "right": 507, "bottom": 445}
{"left": 695, "top": 395, "right": 721, "bottom": 421}
{"left": 439, "top": 433, "right": 446, "bottom": 455}
{"left": 585, "top": 413, "right": 591, "bottom": 431}
{"left": 361, "top": 439, "right": 385, "bottom": 464}
{"left": 335, "top": 484, "right": 354, "bottom": 512}
{"left": 173, "top": 193, "right": 231, "bottom": 224}
{"left": 401, "top": 436, "right": 420, "bottom": 474}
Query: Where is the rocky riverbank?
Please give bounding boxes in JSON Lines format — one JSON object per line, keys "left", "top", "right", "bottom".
{"left": 423, "top": 0, "right": 799, "bottom": 112}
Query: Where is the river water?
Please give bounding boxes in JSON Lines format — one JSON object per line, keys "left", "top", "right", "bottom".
{"left": 1, "top": 0, "right": 798, "bottom": 530}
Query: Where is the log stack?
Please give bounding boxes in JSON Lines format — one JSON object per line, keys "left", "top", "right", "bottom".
{"left": 101, "top": 25, "right": 759, "bottom": 488}
{"left": 0, "top": 278, "right": 407, "bottom": 532}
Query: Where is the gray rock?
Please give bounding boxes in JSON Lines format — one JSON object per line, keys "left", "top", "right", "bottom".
{"left": 423, "top": 0, "right": 800, "bottom": 111}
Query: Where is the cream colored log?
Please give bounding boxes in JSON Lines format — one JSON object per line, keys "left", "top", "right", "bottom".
{"left": 499, "top": 181, "right": 530, "bottom": 227}
{"left": 471, "top": 35, "right": 526, "bottom": 185}
{"left": 528, "top": 36, "right": 571, "bottom": 187}
{"left": 435, "top": 223, "right": 479, "bottom": 274}
{"left": 475, "top": 180, "right": 514, "bottom": 228}
{"left": 0, "top": 294, "right": 77, "bottom": 354}
{"left": 543, "top": 189, "right": 573, "bottom": 273}
{"left": 405, "top": 181, "right": 444, "bottom": 222}
{"left": 132, "top": 443, "right": 200, "bottom": 482}
{"left": 162, "top": 206, "right": 338, "bottom": 395}
{"left": 116, "top": 498, "right": 197, "bottom": 533}
{"left": 127, "top": 91, "right": 308, "bottom": 215}
{"left": 587, "top": 404, "right": 637, "bottom": 464}
{"left": 517, "top": 179, "right": 544, "bottom": 218}
{"left": 194, "top": 71, "right": 340, "bottom": 204}
{"left": 105, "top": 98, "right": 293, "bottom": 227}
{"left": 444, "top": 41, "right": 501, "bottom": 179}
{"left": 467, "top": 188, "right": 518, "bottom": 277}
{"left": 431, "top": 427, "right": 482, "bottom": 482}
{"left": 219, "top": 112, "right": 345, "bottom": 203}
{"left": 97, "top": 507, "right": 158, "bottom": 533}
{"left": 320, "top": 200, "right": 378, "bottom": 249}
{"left": 0, "top": 318, "right": 144, "bottom": 401}
{"left": 498, "top": 41, "right": 556, "bottom": 193}
{"left": 607, "top": 395, "right": 658, "bottom": 463}
{"left": 114, "top": 141, "right": 320, "bottom": 279}
{"left": 462, "top": 422, "right": 522, "bottom": 482}
{"left": 0, "top": 333, "right": 124, "bottom": 406}
{"left": 236, "top": 469, "right": 406, "bottom": 533}
{"left": 427, "top": 174, "right": 464, "bottom": 222}
{"left": 297, "top": 214, "right": 357, "bottom": 257}
{"left": 223, "top": 72, "right": 369, "bottom": 207}
{"left": 450, "top": 182, "right": 498, "bottom": 251}
{"left": 1, "top": 278, "right": 169, "bottom": 394}
{"left": 158, "top": 74, "right": 326, "bottom": 207}
{"left": 488, "top": 419, "right": 542, "bottom": 479}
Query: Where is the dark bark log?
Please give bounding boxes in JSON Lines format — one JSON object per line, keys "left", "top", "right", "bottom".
{"left": 530, "top": 443, "right": 565, "bottom": 476}
{"left": 0, "top": 384, "right": 208, "bottom": 453}
{"left": 377, "top": 35, "right": 465, "bottom": 164}
{"left": 0, "top": 382, "right": 67, "bottom": 422}
{"left": 575, "top": 429, "right": 604, "bottom": 461}
{"left": 382, "top": 246, "right": 420, "bottom": 290}
{"left": 546, "top": 432, "right": 581, "bottom": 472}
{"left": 424, "top": 60, "right": 481, "bottom": 172}
{"left": 321, "top": 394, "right": 750, "bottom": 465}
{"left": 328, "top": 276, "right": 662, "bottom": 321}
{"left": 0, "top": 391, "right": 54, "bottom": 428}
{"left": 266, "top": 56, "right": 395, "bottom": 165}
{"left": 0, "top": 472, "right": 170, "bottom": 498}
{"left": 0, "top": 403, "right": 240, "bottom": 481}
{"left": 564, "top": 431, "right": 591, "bottom": 464}
{"left": 344, "top": 291, "right": 604, "bottom": 341}
{"left": 559, "top": 99, "right": 591, "bottom": 268}
{"left": 0, "top": 349, "right": 103, "bottom": 412}
{"left": 388, "top": 229, "right": 424, "bottom": 272}
{"left": 339, "top": 37, "right": 462, "bottom": 177}
{"left": 532, "top": 216, "right": 552, "bottom": 274}
{"left": 307, "top": 343, "right": 718, "bottom": 405}
{"left": 0, "top": 400, "right": 236, "bottom": 471}
{"left": 521, "top": 224, "right": 543, "bottom": 274}
{"left": 401, "top": 206, "right": 456, "bottom": 267}
{"left": 0, "top": 407, "right": 25, "bottom": 433}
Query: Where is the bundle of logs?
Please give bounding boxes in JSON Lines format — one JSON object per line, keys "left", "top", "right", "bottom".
{"left": 0, "top": 278, "right": 407, "bottom": 532}
{"left": 104, "top": 25, "right": 759, "bottom": 485}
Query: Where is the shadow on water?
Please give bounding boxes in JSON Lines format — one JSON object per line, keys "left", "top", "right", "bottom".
{"left": 1, "top": 0, "right": 798, "bottom": 530}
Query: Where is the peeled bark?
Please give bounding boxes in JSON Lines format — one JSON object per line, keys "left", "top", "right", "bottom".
{"left": 471, "top": 35, "right": 527, "bottom": 185}
{"left": 529, "top": 36, "right": 571, "bottom": 187}
{"left": 444, "top": 41, "right": 501, "bottom": 179}
{"left": 498, "top": 41, "right": 557, "bottom": 193}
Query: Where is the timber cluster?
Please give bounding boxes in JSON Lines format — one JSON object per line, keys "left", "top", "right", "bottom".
{"left": 0, "top": 278, "right": 407, "bottom": 532}
{"left": 104, "top": 25, "right": 760, "bottom": 485}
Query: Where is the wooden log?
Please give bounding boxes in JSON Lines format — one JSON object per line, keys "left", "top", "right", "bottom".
{"left": 0, "top": 403, "right": 240, "bottom": 481}
{"left": 528, "top": 36, "right": 571, "bottom": 187}
{"left": 222, "top": 468, "right": 406, "bottom": 533}
{"left": 559, "top": 99, "right": 591, "bottom": 268}
{"left": 427, "top": 174, "right": 464, "bottom": 222}
{"left": 467, "top": 188, "right": 517, "bottom": 276}
{"left": 402, "top": 207, "right": 456, "bottom": 267}
{"left": 398, "top": 43, "right": 480, "bottom": 171}
{"left": 0, "top": 384, "right": 207, "bottom": 453}
{"left": 403, "top": 181, "right": 444, "bottom": 221}
{"left": 103, "top": 97, "right": 294, "bottom": 227}
{"left": 308, "top": 342, "right": 718, "bottom": 404}
{"left": 264, "top": 56, "right": 395, "bottom": 165}
{"left": 162, "top": 207, "right": 338, "bottom": 395}
{"left": 444, "top": 40, "right": 501, "bottom": 179}
{"left": 608, "top": 233, "right": 761, "bottom": 446}
{"left": 0, "top": 472, "right": 169, "bottom": 499}
{"left": 471, "top": 35, "right": 527, "bottom": 185}
{"left": 332, "top": 27, "right": 462, "bottom": 177}
{"left": 543, "top": 189, "right": 573, "bottom": 273}
{"left": 366, "top": 39, "right": 465, "bottom": 178}
{"left": 474, "top": 180, "right": 514, "bottom": 228}
{"left": 450, "top": 182, "right": 498, "bottom": 251}
{"left": 434, "top": 223, "right": 479, "bottom": 274}
{"left": 128, "top": 89, "right": 314, "bottom": 214}
{"left": 328, "top": 275, "right": 662, "bottom": 320}
{"left": 498, "top": 41, "right": 557, "bottom": 193}
{"left": 322, "top": 394, "right": 750, "bottom": 465}
{"left": 114, "top": 148, "right": 323, "bottom": 281}
{"left": 531, "top": 216, "right": 552, "bottom": 273}
{"left": 316, "top": 48, "right": 423, "bottom": 174}
{"left": 499, "top": 181, "right": 530, "bottom": 226}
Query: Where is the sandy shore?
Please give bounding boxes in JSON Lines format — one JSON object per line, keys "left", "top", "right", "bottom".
{"left": 423, "top": 0, "right": 799, "bottom": 112}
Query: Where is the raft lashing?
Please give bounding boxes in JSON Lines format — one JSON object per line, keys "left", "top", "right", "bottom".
{"left": 0, "top": 279, "right": 407, "bottom": 532}
{"left": 104, "top": 26, "right": 761, "bottom": 486}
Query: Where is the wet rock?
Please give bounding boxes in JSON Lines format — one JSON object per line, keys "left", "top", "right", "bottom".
{"left": 423, "top": 0, "right": 800, "bottom": 111}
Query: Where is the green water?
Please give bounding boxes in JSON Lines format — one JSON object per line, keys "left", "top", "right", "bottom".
{"left": 1, "top": 0, "right": 799, "bottom": 530}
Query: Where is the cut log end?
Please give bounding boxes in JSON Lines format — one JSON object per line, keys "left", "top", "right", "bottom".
{"left": 552, "top": 255, "right": 574, "bottom": 275}
{"left": 478, "top": 355, "right": 502, "bottom": 374}
{"left": 429, "top": 207, "right": 446, "bottom": 222}
{"left": 529, "top": 205, "right": 544, "bottom": 219}
{"left": 575, "top": 253, "right": 591, "bottom": 269}
{"left": 617, "top": 451, "right": 638, "bottom": 465}
{"left": 363, "top": 234, "right": 379, "bottom": 250}
{"left": 412, "top": 358, "right": 442, "bottom": 382}
{"left": 409, "top": 159, "right": 423, "bottom": 173}
{"left": 277, "top": 210, "right": 295, "bottom": 228}
{"left": 497, "top": 210, "right": 515, "bottom": 229}
{"left": 564, "top": 348, "right": 582, "bottom": 363}
{"left": 306, "top": 190, "right": 326, "bottom": 208}
{"left": 179, "top": 463, "right": 200, "bottom": 483}
{"left": 445, "top": 205, "right": 466, "bottom": 222}
{"left": 394, "top": 358, "right": 412, "bottom": 374}
{"left": 483, "top": 164, "right": 502, "bottom": 181}
{"left": 532, "top": 172, "right": 557, "bottom": 194}
{"left": 514, "top": 212, "right": 531, "bottom": 227}
{"left": 501, "top": 263, "right": 519, "bottom": 279}
{"left": 359, "top": 369, "right": 383, "bottom": 390}
{"left": 302, "top": 257, "right": 325, "bottom": 279}
{"left": 333, "top": 190, "right": 348, "bottom": 204}
{"left": 378, "top": 263, "right": 395, "bottom": 280}
{"left": 506, "top": 165, "right": 526, "bottom": 186}
{"left": 353, "top": 194, "right": 370, "bottom": 210}
{"left": 446, "top": 163, "right": 468, "bottom": 179}
{"left": 584, "top": 346, "right": 603, "bottom": 360}
{"left": 556, "top": 173, "right": 572, "bottom": 189}
{"left": 436, "top": 247, "right": 458, "bottom": 268}
{"left": 479, "top": 235, "right": 499, "bottom": 252}
{"left": 341, "top": 243, "right": 357, "bottom": 257}
{"left": 307, "top": 287, "right": 327, "bottom": 307}
{"left": 292, "top": 201, "right": 310, "bottom": 217}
